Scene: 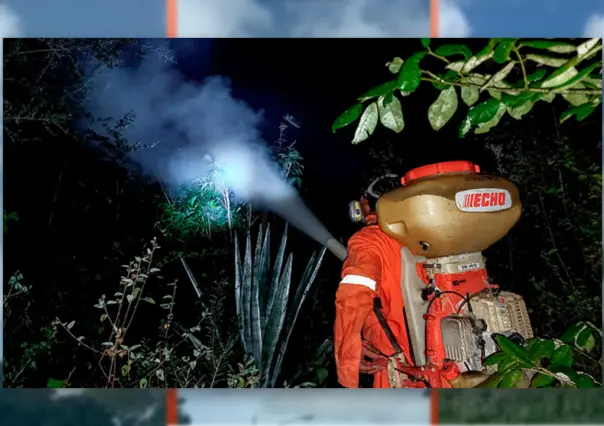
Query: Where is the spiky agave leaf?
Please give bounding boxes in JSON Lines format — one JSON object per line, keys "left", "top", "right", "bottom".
{"left": 260, "top": 252, "right": 293, "bottom": 387}
{"left": 241, "top": 232, "right": 254, "bottom": 356}
{"left": 257, "top": 224, "right": 271, "bottom": 332}
{"left": 233, "top": 234, "right": 245, "bottom": 351}
{"left": 269, "top": 246, "right": 327, "bottom": 387}
{"left": 249, "top": 225, "right": 264, "bottom": 365}
{"left": 298, "top": 251, "right": 318, "bottom": 291}
{"left": 264, "top": 223, "right": 288, "bottom": 338}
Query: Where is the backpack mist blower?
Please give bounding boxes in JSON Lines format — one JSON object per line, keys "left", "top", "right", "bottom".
{"left": 343, "top": 161, "right": 534, "bottom": 388}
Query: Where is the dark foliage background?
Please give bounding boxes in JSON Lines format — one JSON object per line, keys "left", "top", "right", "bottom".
{"left": 2, "top": 38, "right": 601, "bottom": 394}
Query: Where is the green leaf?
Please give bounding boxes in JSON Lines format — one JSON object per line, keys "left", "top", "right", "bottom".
{"left": 332, "top": 104, "right": 363, "bottom": 133}
{"left": 575, "top": 373, "right": 597, "bottom": 388}
{"left": 520, "top": 40, "right": 576, "bottom": 53}
{"left": 475, "top": 102, "right": 506, "bottom": 134}
{"left": 551, "top": 62, "right": 601, "bottom": 90}
{"left": 528, "top": 339, "right": 555, "bottom": 364}
{"left": 458, "top": 116, "right": 472, "bottom": 139}
{"left": 530, "top": 372, "right": 554, "bottom": 388}
{"left": 577, "top": 38, "right": 601, "bottom": 58}
{"left": 498, "top": 356, "right": 519, "bottom": 372}
{"left": 493, "top": 39, "right": 518, "bottom": 64}
{"left": 431, "top": 70, "right": 459, "bottom": 90}
{"left": 475, "top": 372, "right": 504, "bottom": 388}
{"left": 576, "top": 327, "right": 591, "bottom": 347}
{"left": 352, "top": 102, "right": 379, "bottom": 144}
{"left": 142, "top": 297, "right": 155, "bottom": 304}
{"left": 541, "top": 92, "right": 556, "bottom": 103}
{"left": 576, "top": 328, "right": 596, "bottom": 353}
{"left": 523, "top": 338, "right": 540, "bottom": 352}
{"left": 487, "top": 89, "right": 503, "bottom": 100}
{"left": 527, "top": 68, "right": 548, "bottom": 83}
{"left": 420, "top": 38, "right": 430, "bottom": 48}
{"left": 447, "top": 51, "right": 494, "bottom": 74}
{"left": 583, "top": 76, "right": 603, "bottom": 88}
{"left": 316, "top": 367, "right": 328, "bottom": 384}
{"left": 562, "top": 83, "right": 590, "bottom": 106}
{"left": 541, "top": 39, "right": 601, "bottom": 89}
{"left": 460, "top": 74, "right": 490, "bottom": 100}
{"left": 397, "top": 52, "right": 426, "bottom": 93}
{"left": 481, "top": 62, "right": 516, "bottom": 93}
{"left": 541, "top": 67, "right": 579, "bottom": 89}
{"left": 476, "top": 39, "right": 499, "bottom": 57}
{"left": 47, "top": 378, "right": 66, "bottom": 388}
{"left": 121, "top": 364, "right": 131, "bottom": 377}
{"left": 526, "top": 54, "right": 566, "bottom": 68}
{"left": 501, "top": 91, "right": 534, "bottom": 108}
{"left": 461, "top": 86, "right": 480, "bottom": 106}
{"left": 378, "top": 95, "right": 404, "bottom": 133}
{"left": 549, "top": 365, "right": 579, "bottom": 383}
{"left": 494, "top": 334, "right": 535, "bottom": 368}
{"left": 359, "top": 81, "right": 396, "bottom": 101}
{"left": 434, "top": 44, "right": 473, "bottom": 60}
{"left": 428, "top": 86, "right": 458, "bottom": 131}
{"left": 484, "top": 351, "right": 507, "bottom": 366}
{"left": 561, "top": 102, "right": 597, "bottom": 123}
{"left": 550, "top": 345, "right": 574, "bottom": 368}
{"left": 467, "top": 97, "right": 501, "bottom": 125}
{"left": 507, "top": 101, "right": 534, "bottom": 120}
{"left": 386, "top": 58, "right": 404, "bottom": 74}
{"left": 499, "top": 369, "right": 524, "bottom": 388}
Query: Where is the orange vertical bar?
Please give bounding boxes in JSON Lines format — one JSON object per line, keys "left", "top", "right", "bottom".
{"left": 430, "top": 389, "right": 439, "bottom": 426}
{"left": 430, "top": 0, "right": 439, "bottom": 38}
{"left": 166, "top": 0, "right": 177, "bottom": 38}
{"left": 166, "top": 388, "right": 178, "bottom": 425}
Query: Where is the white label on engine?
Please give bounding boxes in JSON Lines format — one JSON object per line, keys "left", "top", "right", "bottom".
{"left": 459, "top": 262, "right": 481, "bottom": 272}
{"left": 455, "top": 188, "right": 512, "bottom": 212}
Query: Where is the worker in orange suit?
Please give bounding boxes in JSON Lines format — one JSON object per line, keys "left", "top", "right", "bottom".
{"left": 334, "top": 175, "right": 414, "bottom": 388}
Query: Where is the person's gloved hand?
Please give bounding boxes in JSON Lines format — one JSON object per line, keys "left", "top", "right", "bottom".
{"left": 359, "top": 341, "right": 387, "bottom": 374}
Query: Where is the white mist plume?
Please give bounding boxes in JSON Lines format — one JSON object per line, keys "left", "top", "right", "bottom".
{"left": 83, "top": 42, "right": 334, "bottom": 246}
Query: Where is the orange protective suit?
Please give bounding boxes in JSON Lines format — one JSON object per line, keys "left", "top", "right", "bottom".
{"left": 334, "top": 224, "right": 414, "bottom": 388}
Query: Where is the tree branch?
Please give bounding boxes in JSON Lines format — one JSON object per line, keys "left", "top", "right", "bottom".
{"left": 420, "top": 70, "right": 601, "bottom": 96}
{"left": 513, "top": 46, "right": 529, "bottom": 89}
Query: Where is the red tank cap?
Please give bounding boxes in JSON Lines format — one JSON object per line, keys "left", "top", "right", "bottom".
{"left": 401, "top": 161, "right": 480, "bottom": 186}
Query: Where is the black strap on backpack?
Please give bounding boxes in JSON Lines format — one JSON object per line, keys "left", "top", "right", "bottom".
{"left": 373, "top": 297, "right": 403, "bottom": 353}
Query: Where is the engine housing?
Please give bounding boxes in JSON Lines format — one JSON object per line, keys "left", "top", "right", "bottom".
{"left": 441, "top": 291, "right": 534, "bottom": 372}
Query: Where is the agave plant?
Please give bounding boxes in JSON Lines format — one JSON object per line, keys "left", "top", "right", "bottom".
{"left": 234, "top": 222, "right": 326, "bottom": 387}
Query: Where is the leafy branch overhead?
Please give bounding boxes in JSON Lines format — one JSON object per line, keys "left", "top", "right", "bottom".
{"left": 333, "top": 38, "right": 603, "bottom": 143}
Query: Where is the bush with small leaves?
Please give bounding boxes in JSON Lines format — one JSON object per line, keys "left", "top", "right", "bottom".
{"left": 482, "top": 321, "right": 601, "bottom": 388}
